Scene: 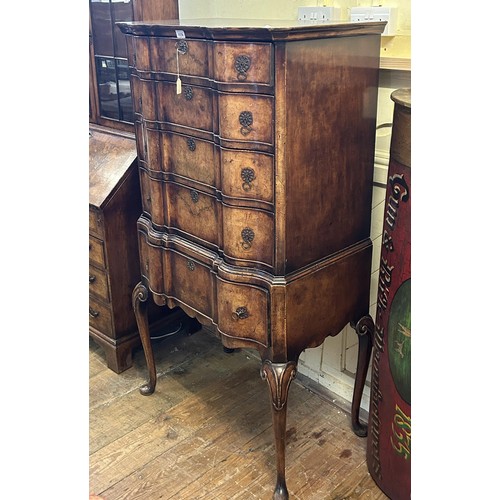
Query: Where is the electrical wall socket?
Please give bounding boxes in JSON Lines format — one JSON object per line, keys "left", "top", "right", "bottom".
{"left": 350, "top": 6, "right": 398, "bottom": 36}
{"left": 298, "top": 6, "right": 341, "bottom": 22}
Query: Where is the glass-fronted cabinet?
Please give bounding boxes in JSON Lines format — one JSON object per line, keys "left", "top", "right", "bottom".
{"left": 89, "top": 0, "right": 179, "bottom": 132}
{"left": 90, "top": 0, "right": 134, "bottom": 130}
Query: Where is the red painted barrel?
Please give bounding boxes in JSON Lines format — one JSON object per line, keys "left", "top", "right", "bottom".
{"left": 367, "top": 88, "right": 411, "bottom": 500}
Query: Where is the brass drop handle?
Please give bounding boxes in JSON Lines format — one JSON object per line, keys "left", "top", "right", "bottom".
{"left": 232, "top": 306, "right": 249, "bottom": 321}
{"left": 241, "top": 167, "right": 255, "bottom": 191}
{"left": 241, "top": 227, "right": 255, "bottom": 250}
{"left": 235, "top": 54, "right": 251, "bottom": 81}
{"left": 89, "top": 274, "right": 96, "bottom": 283}
{"left": 176, "top": 40, "right": 189, "bottom": 55}
{"left": 239, "top": 111, "right": 253, "bottom": 136}
{"left": 190, "top": 190, "right": 199, "bottom": 203}
{"left": 183, "top": 85, "right": 193, "bottom": 101}
{"left": 89, "top": 307, "right": 100, "bottom": 318}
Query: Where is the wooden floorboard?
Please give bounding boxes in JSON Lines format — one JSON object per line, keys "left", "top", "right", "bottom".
{"left": 89, "top": 326, "right": 388, "bottom": 500}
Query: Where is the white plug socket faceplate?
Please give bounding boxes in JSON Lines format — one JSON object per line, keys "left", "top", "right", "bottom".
{"left": 298, "top": 7, "right": 341, "bottom": 22}
{"left": 350, "top": 7, "right": 398, "bottom": 36}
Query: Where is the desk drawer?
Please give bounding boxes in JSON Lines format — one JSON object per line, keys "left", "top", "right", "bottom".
{"left": 217, "top": 278, "right": 269, "bottom": 348}
{"left": 168, "top": 250, "right": 214, "bottom": 320}
{"left": 214, "top": 42, "right": 272, "bottom": 85}
{"left": 89, "top": 296, "right": 113, "bottom": 338}
{"left": 150, "top": 37, "right": 209, "bottom": 78}
{"left": 219, "top": 93, "right": 274, "bottom": 145}
{"left": 167, "top": 183, "right": 218, "bottom": 247}
{"left": 89, "top": 208, "right": 104, "bottom": 238}
{"left": 144, "top": 38, "right": 272, "bottom": 87}
{"left": 89, "top": 235, "right": 106, "bottom": 269}
{"left": 162, "top": 132, "right": 216, "bottom": 187}
{"left": 221, "top": 149, "right": 274, "bottom": 204}
{"left": 222, "top": 206, "right": 274, "bottom": 268}
{"left": 157, "top": 81, "right": 214, "bottom": 132}
{"left": 89, "top": 264, "right": 110, "bottom": 303}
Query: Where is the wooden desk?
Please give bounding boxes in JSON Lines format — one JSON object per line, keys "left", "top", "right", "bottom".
{"left": 89, "top": 128, "right": 143, "bottom": 372}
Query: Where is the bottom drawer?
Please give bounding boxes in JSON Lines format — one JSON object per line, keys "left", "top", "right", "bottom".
{"left": 168, "top": 250, "right": 215, "bottom": 320}
{"left": 216, "top": 278, "right": 269, "bottom": 348}
{"left": 138, "top": 220, "right": 270, "bottom": 348}
{"left": 89, "top": 296, "right": 114, "bottom": 338}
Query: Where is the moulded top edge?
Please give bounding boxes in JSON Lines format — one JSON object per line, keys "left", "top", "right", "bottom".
{"left": 116, "top": 18, "right": 386, "bottom": 40}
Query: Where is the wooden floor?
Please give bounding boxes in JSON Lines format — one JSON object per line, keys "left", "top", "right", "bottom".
{"left": 89, "top": 323, "right": 388, "bottom": 500}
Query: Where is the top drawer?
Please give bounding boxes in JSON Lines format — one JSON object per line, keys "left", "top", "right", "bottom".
{"left": 131, "top": 37, "right": 273, "bottom": 87}
{"left": 213, "top": 42, "right": 273, "bottom": 86}
{"left": 89, "top": 207, "right": 104, "bottom": 239}
{"left": 149, "top": 37, "right": 209, "bottom": 78}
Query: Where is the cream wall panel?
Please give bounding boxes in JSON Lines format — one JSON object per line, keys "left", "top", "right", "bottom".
{"left": 214, "top": 0, "right": 323, "bottom": 20}
{"left": 178, "top": 0, "right": 411, "bottom": 58}
{"left": 179, "top": 1, "right": 357, "bottom": 21}
{"left": 178, "top": 1, "right": 215, "bottom": 18}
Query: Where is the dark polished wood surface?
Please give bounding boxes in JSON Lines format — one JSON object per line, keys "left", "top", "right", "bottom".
{"left": 119, "top": 20, "right": 384, "bottom": 499}
{"left": 118, "top": 18, "right": 386, "bottom": 40}
{"left": 89, "top": 129, "right": 137, "bottom": 207}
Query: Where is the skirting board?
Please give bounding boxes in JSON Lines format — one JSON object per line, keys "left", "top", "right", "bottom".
{"left": 295, "top": 371, "right": 369, "bottom": 426}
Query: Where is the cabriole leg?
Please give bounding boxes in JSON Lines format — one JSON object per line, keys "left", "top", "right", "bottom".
{"left": 350, "top": 315, "right": 375, "bottom": 437}
{"left": 132, "top": 282, "right": 157, "bottom": 396}
{"left": 261, "top": 360, "right": 297, "bottom": 500}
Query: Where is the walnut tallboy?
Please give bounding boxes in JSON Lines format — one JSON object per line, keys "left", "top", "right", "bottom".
{"left": 118, "top": 19, "right": 384, "bottom": 499}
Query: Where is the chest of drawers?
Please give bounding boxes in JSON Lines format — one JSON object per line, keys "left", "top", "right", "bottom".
{"left": 119, "top": 19, "right": 384, "bottom": 499}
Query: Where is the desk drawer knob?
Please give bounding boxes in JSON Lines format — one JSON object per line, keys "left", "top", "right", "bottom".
{"left": 239, "top": 111, "right": 253, "bottom": 136}
{"left": 89, "top": 274, "right": 96, "bottom": 284}
{"left": 187, "top": 137, "right": 196, "bottom": 151}
{"left": 241, "top": 227, "right": 255, "bottom": 250}
{"left": 232, "top": 306, "right": 249, "bottom": 321}
{"left": 89, "top": 307, "right": 100, "bottom": 318}
{"left": 187, "top": 260, "right": 196, "bottom": 271}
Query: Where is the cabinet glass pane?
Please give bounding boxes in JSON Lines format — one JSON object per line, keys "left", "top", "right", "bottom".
{"left": 112, "top": 0, "right": 133, "bottom": 58}
{"left": 117, "top": 59, "right": 133, "bottom": 122}
{"left": 90, "top": 0, "right": 134, "bottom": 124}
{"left": 96, "top": 56, "right": 119, "bottom": 120}
{"left": 90, "top": 0, "right": 113, "bottom": 57}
